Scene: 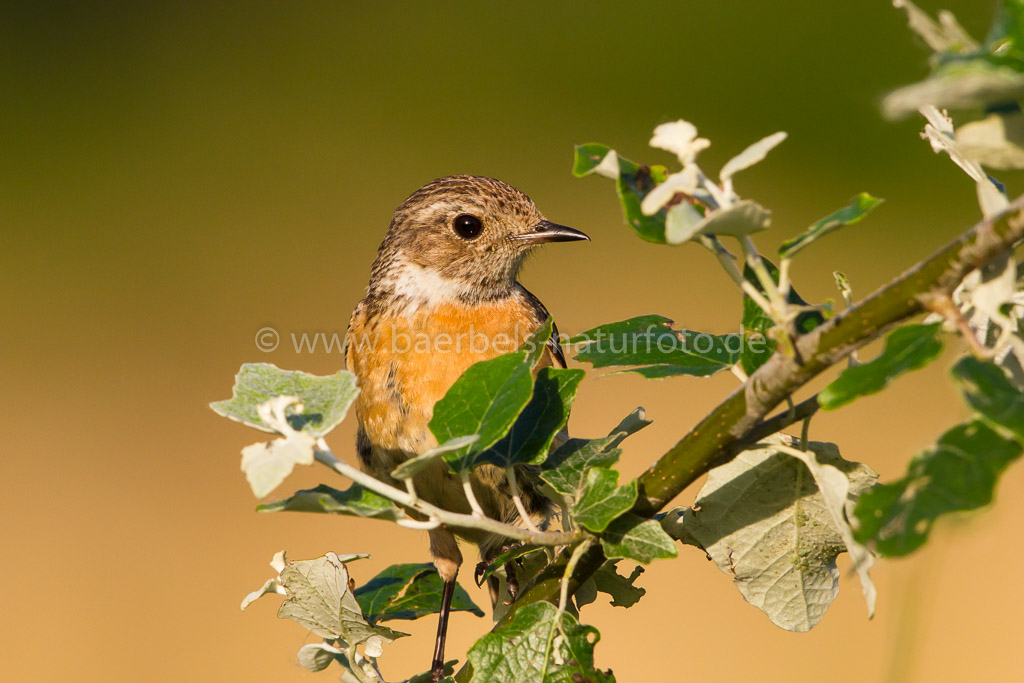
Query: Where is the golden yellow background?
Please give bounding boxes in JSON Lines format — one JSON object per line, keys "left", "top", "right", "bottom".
{"left": 4, "top": 1, "right": 1022, "bottom": 681}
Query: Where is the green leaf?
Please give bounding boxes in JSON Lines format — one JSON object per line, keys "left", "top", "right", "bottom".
{"left": 259, "top": 483, "right": 405, "bottom": 521}
{"left": 592, "top": 562, "right": 646, "bottom": 608}
{"left": 542, "top": 437, "right": 621, "bottom": 499}
{"left": 854, "top": 358, "right": 1024, "bottom": 556}
{"left": 572, "top": 468, "right": 638, "bottom": 532}
{"left": 572, "top": 143, "right": 614, "bottom": 177}
{"left": 680, "top": 435, "right": 877, "bottom": 632}
{"left": 476, "top": 367, "right": 585, "bottom": 468}
{"left": 740, "top": 294, "right": 776, "bottom": 376}
{"left": 992, "top": 0, "right": 1024, "bottom": 51}
{"left": 211, "top": 363, "right": 359, "bottom": 437}
{"left": 854, "top": 420, "right": 1022, "bottom": 556}
{"left": 570, "top": 315, "right": 739, "bottom": 378}
{"left": 572, "top": 577, "right": 599, "bottom": 610}
{"left": 478, "top": 544, "right": 545, "bottom": 585}
{"left": 739, "top": 259, "right": 825, "bottom": 375}
{"left": 521, "top": 317, "right": 555, "bottom": 368}
{"left": 401, "top": 663, "right": 457, "bottom": 683}
{"left": 429, "top": 351, "right": 535, "bottom": 471}
{"left": 572, "top": 143, "right": 772, "bottom": 245}
{"left": 467, "top": 602, "right": 613, "bottom": 683}
{"left": 573, "top": 144, "right": 670, "bottom": 244}
{"left": 953, "top": 356, "right": 1024, "bottom": 442}
{"left": 540, "top": 408, "right": 651, "bottom": 498}
{"left": 834, "top": 271, "right": 853, "bottom": 305}
{"left": 778, "top": 193, "right": 883, "bottom": 259}
{"left": 354, "top": 563, "right": 483, "bottom": 623}
{"left": 600, "top": 513, "right": 678, "bottom": 563}
{"left": 818, "top": 323, "right": 943, "bottom": 410}
{"left": 274, "top": 553, "right": 407, "bottom": 648}
{"left": 608, "top": 406, "right": 654, "bottom": 438}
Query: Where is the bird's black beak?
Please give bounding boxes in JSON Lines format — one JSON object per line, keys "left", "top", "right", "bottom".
{"left": 514, "top": 220, "right": 590, "bottom": 245}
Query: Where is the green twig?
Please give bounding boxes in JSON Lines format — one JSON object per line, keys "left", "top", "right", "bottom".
{"left": 741, "top": 235, "right": 789, "bottom": 319}
{"left": 700, "top": 236, "right": 775, "bottom": 314}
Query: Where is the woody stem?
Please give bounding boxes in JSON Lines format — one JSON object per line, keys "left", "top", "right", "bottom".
{"left": 452, "top": 197, "right": 1024, "bottom": 683}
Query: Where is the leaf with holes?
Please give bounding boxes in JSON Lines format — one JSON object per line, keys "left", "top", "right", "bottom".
{"left": 592, "top": 562, "right": 646, "bottom": 608}
{"left": 854, "top": 420, "right": 1021, "bottom": 556}
{"left": 467, "top": 602, "right": 614, "bottom": 683}
{"left": 954, "top": 356, "right": 1024, "bottom": 441}
{"left": 855, "top": 358, "right": 1024, "bottom": 556}
{"left": 272, "top": 553, "right": 407, "bottom": 651}
{"left": 573, "top": 143, "right": 670, "bottom": 244}
{"left": 680, "top": 435, "right": 877, "bottom": 632}
{"left": 211, "top": 363, "right": 359, "bottom": 437}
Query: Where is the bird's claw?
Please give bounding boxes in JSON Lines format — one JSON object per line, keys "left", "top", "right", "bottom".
{"left": 474, "top": 561, "right": 487, "bottom": 588}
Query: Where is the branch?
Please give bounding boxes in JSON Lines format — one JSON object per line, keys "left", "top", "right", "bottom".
{"left": 454, "top": 197, "right": 1024, "bottom": 678}
{"left": 312, "top": 445, "right": 580, "bottom": 547}
{"left": 722, "top": 393, "right": 821, "bottom": 461}
{"left": 636, "top": 197, "right": 1024, "bottom": 515}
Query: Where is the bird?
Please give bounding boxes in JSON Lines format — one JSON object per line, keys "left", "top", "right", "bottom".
{"left": 344, "top": 175, "right": 588, "bottom": 681}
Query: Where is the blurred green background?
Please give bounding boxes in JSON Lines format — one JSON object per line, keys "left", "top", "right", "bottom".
{"left": 4, "top": 1, "right": 1023, "bottom": 681}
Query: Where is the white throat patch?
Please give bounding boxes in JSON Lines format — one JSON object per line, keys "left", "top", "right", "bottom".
{"left": 386, "top": 259, "right": 475, "bottom": 310}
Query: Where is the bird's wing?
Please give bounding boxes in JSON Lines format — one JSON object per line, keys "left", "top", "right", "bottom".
{"left": 516, "top": 285, "right": 567, "bottom": 369}
{"left": 548, "top": 318, "right": 568, "bottom": 369}
{"left": 343, "top": 299, "right": 367, "bottom": 373}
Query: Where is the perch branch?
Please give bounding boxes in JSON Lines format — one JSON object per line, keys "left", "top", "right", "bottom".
{"left": 452, "top": 198, "right": 1024, "bottom": 682}
{"left": 313, "top": 444, "right": 580, "bottom": 547}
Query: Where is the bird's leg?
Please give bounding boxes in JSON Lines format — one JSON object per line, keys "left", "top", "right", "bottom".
{"left": 503, "top": 550, "right": 520, "bottom": 602}
{"left": 429, "top": 528, "right": 462, "bottom": 683}
{"left": 430, "top": 576, "right": 456, "bottom": 682}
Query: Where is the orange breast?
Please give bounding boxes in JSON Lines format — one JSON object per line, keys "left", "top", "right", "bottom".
{"left": 348, "top": 299, "right": 543, "bottom": 454}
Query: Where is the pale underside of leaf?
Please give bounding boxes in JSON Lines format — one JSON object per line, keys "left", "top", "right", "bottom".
{"left": 957, "top": 112, "right": 1024, "bottom": 170}
{"left": 240, "top": 430, "right": 317, "bottom": 498}
{"left": 720, "top": 131, "right": 787, "bottom": 181}
{"left": 276, "top": 553, "right": 406, "bottom": 649}
{"left": 665, "top": 199, "right": 771, "bottom": 245}
{"left": 681, "top": 435, "right": 877, "bottom": 631}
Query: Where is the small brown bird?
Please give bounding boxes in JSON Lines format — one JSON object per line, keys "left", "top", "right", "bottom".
{"left": 344, "top": 175, "right": 588, "bottom": 680}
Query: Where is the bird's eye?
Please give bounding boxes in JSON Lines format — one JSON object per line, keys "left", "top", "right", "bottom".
{"left": 452, "top": 214, "right": 483, "bottom": 239}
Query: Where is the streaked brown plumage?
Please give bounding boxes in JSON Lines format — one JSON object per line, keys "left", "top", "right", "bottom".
{"left": 344, "top": 175, "right": 588, "bottom": 680}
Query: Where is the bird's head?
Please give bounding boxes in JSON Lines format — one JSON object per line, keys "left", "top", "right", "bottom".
{"left": 369, "top": 175, "right": 588, "bottom": 304}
